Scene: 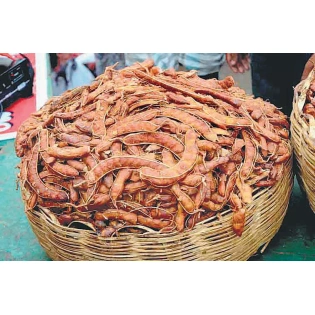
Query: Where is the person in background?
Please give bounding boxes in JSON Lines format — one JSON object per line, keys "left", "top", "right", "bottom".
{"left": 94, "top": 53, "right": 125, "bottom": 76}
{"left": 124, "top": 53, "right": 228, "bottom": 79}
{"left": 226, "top": 53, "right": 314, "bottom": 117}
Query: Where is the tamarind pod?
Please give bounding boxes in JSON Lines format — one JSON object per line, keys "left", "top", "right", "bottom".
{"left": 250, "top": 108, "right": 263, "bottom": 120}
{"left": 253, "top": 121, "right": 281, "bottom": 143}
{"left": 193, "top": 182, "right": 206, "bottom": 209}
{"left": 120, "top": 109, "right": 159, "bottom": 124}
{"left": 201, "top": 200, "right": 223, "bottom": 211}
{"left": 96, "top": 209, "right": 138, "bottom": 225}
{"left": 171, "top": 184, "right": 196, "bottom": 214}
{"left": 82, "top": 154, "right": 98, "bottom": 170}
{"left": 159, "top": 201, "right": 177, "bottom": 208}
{"left": 48, "top": 162, "right": 80, "bottom": 177}
{"left": 140, "top": 129, "right": 198, "bottom": 187}
{"left": 175, "top": 204, "right": 186, "bottom": 232}
{"left": 103, "top": 173, "right": 114, "bottom": 189}
{"left": 218, "top": 162, "right": 237, "bottom": 176}
{"left": 218, "top": 174, "right": 227, "bottom": 197}
{"left": 105, "top": 117, "right": 115, "bottom": 126}
{"left": 81, "top": 110, "right": 96, "bottom": 121}
{"left": 255, "top": 179, "right": 277, "bottom": 187}
{"left": 27, "top": 193, "right": 38, "bottom": 209}
{"left": 126, "top": 145, "right": 143, "bottom": 156}
{"left": 195, "top": 87, "right": 242, "bottom": 108}
{"left": 27, "top": 144, "right": 69, "bottom": 201}
{"left": 276, "top": 128, "right": 289, "bottom": 139}
{"left": 38, "top": 170, "right": 56, "bottom": 179}
{"left": 206, "top": 172, "right": 217, "bottom": 193}
{"left": 129, "top": 171, "right": 141, "bottom": 182}
{"left": 218, "top": 76, "right": 235, "bottom": 89}
{"left": 69, "top": 184, "right": 79, "bottom": 203}
{"left": 111, "top": 142, "right": 123, "bottom": 156}
{"left": 137, "top": 215, "right": 170, "bottom": 230}
{"left": 82, "top": 81, "right": 114, "bottom": 105}
{"left": 180, "top": 174, "right": 204, "bottom": 187}
{"left": 232, "top": 138, "right": 245, "bottom": 154}
{"left": 100, "top": 227, "right": 116, "bottom": 237}
{"left": 58, "top": 133, "right": 92, "bottom": 147}
{"left": 95, "top": 138, "right": 113, "bottom": 156}
{"left": 159, "top": 107, "right": 218, "bottom": 142}
{"left": 240, "top": 130, "right": 257, "bottom": 179}
{"left": 90, "top": 193, "right": 111, "bottom": 206}
{"left": 98, "top": 182, "right": 110, "bottom": 194}
{"left": 58, "top": 214, "right": 75, "bottom": 226}
{"left": 274, "top": 152, "right": 291, "bottom": 163}
{"left": 110, "top": 169, "right": 133, "bottom": 204}
{"left": 197, "top": 156, "right": 230, "bottom": 174}
{"left": 54, "top": 102, "right": 97, "bottom": 120}
{"left": 268, "top": 117, "right": 290, "bottom": 130}
{"left": 107, "top": 121, "right": 160, "bottom": 137}
{"left": 161, "top": 149, "right": 178, "bottom": 167}
{"left": 126, "top": 96, "right": 140, "bottom": 106}
{"left": 232, "top": 207, "right": 246, "bottom": 236}
{"left": 47, "top": 146, "right": 90, "bottom": 160}
{"left": 151, "top": 118, "right": 182, "bottom": 135}
{"left": 150, "top": 208, "right": 173, "bottom": 220}
{"left": 217, "top": 136, "right": 234, "bottom": 146}
{"left": 197, "top": 140, "right": 220, "bottom": 152}
{"left": 210, "top": 192, "right": 225, "bottom": 204}
{"left": 230, "top": 193, "right": 243, "bottom": 210}
{"left": 197, "top": 106, "right": 252, "bottom": 127}
{"left": 38, "top": 130, "right": 56, "bottom": 164}
{"left": 166, "top": 92, "right": 189, "bottom": 104}
{"left": 87, "top": 156, "right": 167, "bottom": 185}
{"left": 123, "top": 132, "right": 184, "bottom": 155}
{"left": 133, "top": 69, "right": 218, "bottom": 105}
{"left": 123, "top": 181, "right": 147, "bottom": 194}
{"left": 66, "top": 160, "right": 87, "bottom": 172}
{"left": 236, "top": 176, "right": 253, "bottom": 204}
{"left": 128, "top": 99, "right": 161, "bottom": 112}
{"left": 74, "top": 120, "right": 92, "bottom": 135}
{"left": 181, "top": 185, "right": 199, "bottom": 195}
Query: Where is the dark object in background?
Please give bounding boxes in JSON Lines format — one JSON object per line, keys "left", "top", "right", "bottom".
{"left": 251, "top": 53, "right": 312, "bottom": 117}
{"left": 95, "top": 53, "right": 125, "bottom": 76}
{"left": 0, "top": 54, "right": 35, "bottom": 112}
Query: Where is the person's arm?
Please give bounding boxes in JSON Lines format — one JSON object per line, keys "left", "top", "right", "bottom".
{"left": 301, "top": 54, "right": 315, "bottom": 80}
{"left": 226, "top": 53, "right": 250, "bottom": 73}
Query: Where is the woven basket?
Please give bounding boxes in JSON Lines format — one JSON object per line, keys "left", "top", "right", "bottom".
{"left": 291, "top": 69, "right": 315, "bottom": 212}
{"left": 23, "top": 157, "right": 293, "bottom": 261}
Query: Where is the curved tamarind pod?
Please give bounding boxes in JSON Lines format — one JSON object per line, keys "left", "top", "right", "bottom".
{"left": 107, "top": 121, "right": 160, "bottom": 137}
{"left": 133, "top": 69, "right": 218, "bottom": 105}
{"left": 161, "top": 149, "right": 178, "bottom": 167}
{"left": 58, "top": 133, "right": 92, "bottom": 146}
{"left": 175, "top": 204, "right": 186, "bottom": 232}
{"left": 166, "top": 92, "right": 189, "bottom": 104}
{"left": 47, "top": 146, "right": 90, "bottom": 160}
{"left": 158, "top": 107, "right": 218, "bottom": 142}
{"left": 95, "top": 209, "right": 137, "bottom": 225}
{"left": 39, "top": 129, "right": 56, "bottom": 164}
{"left": 54, "top": 102, "right": 97, "bottom": 120}
{"left": 236, "top": 176, "right": 253, "bottom": 204}
{"left": 66, "top": 160, "right": 87, "bottom": 172}
{"left": 89, "top": 193, "right": 111, "bottom": 206}
{"left": 201, "top": 106, "right": 252, "bottom": 127}
{"left": 137, "top": 215, "right": 170, "bottom": 230}
{"left": 197, "top": 140, "right": 219, "bottom": 152}
{"left": 197, "top": 156, "right": 230, "bottom": 174}
{"left": 194, "top": 87, "right": 242, "bottom": 108}
{"left": 74, "top": 120, "right": 92, "bottom": 135}
{"left": 110, "top": 169, "right": 133, "bottom": 205}
{"left": 171, "top": 184, "right": 196, "bottom": 214}
{"left": 122, "top": 132, "right": 184, "bottom": 155}
{"left": 27, "top": 144, "right": 69, "bottom": 201}
{"left": 124, "top": 181, "right": 147, "bottom": 194}
{"left": 47, "top": 162, "right": 80, "bottom": 177}
{"left": 180, "top": 174, "right": 204, "bottom": 187}
{"left": 140, "top": 129, "right": 199, "bottom": 187}
{"left": 87, "top": 156, "right": 167, "bottom": 184}
{"left": 240, "top": 130, "right": 257, "bottom": 179}
{"left": 254, "top": 179, "right": 277, "bottom": 187}
{"left": 231, "top": 193, "right": 246, "bottom": 236}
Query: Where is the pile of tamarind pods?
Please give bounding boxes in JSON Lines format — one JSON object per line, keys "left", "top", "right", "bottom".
{"left": 15, "top": 59, "right": 291, "bottom": 237}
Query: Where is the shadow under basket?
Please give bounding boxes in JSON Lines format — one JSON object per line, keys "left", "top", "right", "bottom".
{"left": 24, "top": 159, "right": 293, "bottom": 261}
{"left": 291, "top": 69, "right": 315, "bottom": 213}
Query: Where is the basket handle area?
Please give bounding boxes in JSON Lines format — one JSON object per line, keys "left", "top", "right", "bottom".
{"left": 295, "top": 68, "right": 315, "bottom": 113}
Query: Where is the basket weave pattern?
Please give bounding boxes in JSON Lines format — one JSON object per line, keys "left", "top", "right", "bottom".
{"left": 24, "top": 158, "right": 292, "bottom": 261}
{"left": 291, "top": 70, "right": 315, "bottom": 212}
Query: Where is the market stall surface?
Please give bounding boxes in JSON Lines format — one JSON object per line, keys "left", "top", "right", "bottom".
{"left": 1, "top": 138, "right": 314, "bottom": 261}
